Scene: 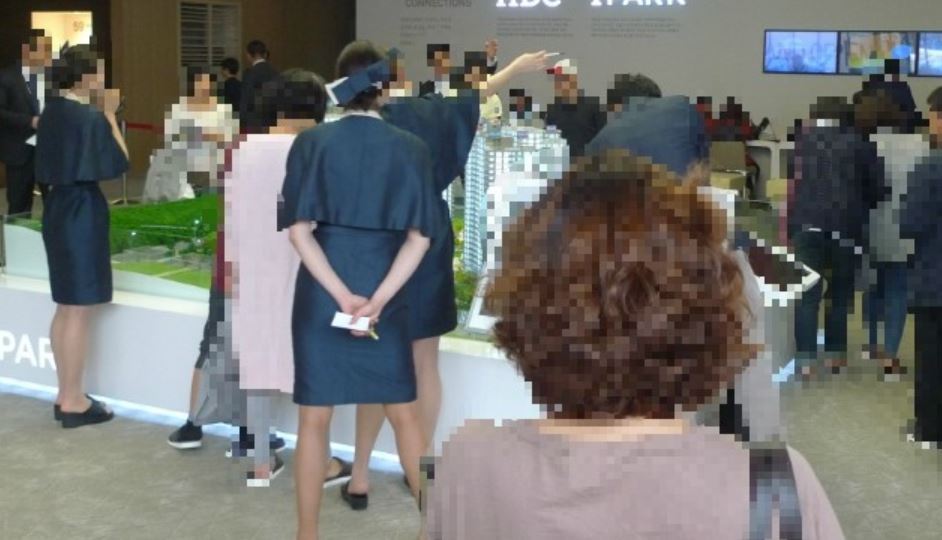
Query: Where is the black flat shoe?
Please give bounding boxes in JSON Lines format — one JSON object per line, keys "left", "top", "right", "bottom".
{"left": 341, "top": 481, "right": 368, "bottom": 511}
{"left": 54, "top": 393, "right": 93, "bottom": 421}
{"left": 60, "top": 397, "right": 114, "bottom": 429}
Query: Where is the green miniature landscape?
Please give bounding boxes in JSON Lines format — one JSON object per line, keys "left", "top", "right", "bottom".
{"left": 111, "top": 261, "right": 213, "bottom": 289}
{"left": 109, "top": 195, "right": 218, "bottom": 255}
{"left": 7, "top": 195, "right": 775, "bottom": 343}
{"left": 11, "top": 195, "right": 479, "bottom": 305}
{"left": 10, "top": 195, "right": 218, "bottom": 254}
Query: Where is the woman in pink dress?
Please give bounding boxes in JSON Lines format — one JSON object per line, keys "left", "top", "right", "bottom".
{"left": 225, "top": 69, "right": 330, "bottom": 484}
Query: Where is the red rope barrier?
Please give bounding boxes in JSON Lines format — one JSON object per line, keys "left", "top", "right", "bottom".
{"left": 124, "top": 121, "right": 162, "bottom": 134}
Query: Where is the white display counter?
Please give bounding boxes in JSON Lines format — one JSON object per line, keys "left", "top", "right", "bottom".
{"left": 1, "top": 215, "right": 815, "bottom": 456}
{"left": 0, "top": 272, "right": 544, "bottom": 454}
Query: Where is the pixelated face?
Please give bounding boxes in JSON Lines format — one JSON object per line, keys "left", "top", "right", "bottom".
{"left": 464, "top": 66, "right": 487, "bottom": 90}
{"left": 78, "top": 59, "right": 106, "bottom": 92}
{"left": 930, "top": 110, "right": 942, "bottom": 139}
{"left": 23, "top": 35, "right": 53, "bottom": 68}
{"left": 485, "top": 39, "right": 498, "bottom": 58}
{"left": 554, "top": 74, "right": 577, "bottom": 97}
{"left": 433, "top": 51, "right": 451, "bottom": 76}
{"left": 192, "top": 73, "right": 214, "bottom": 98}
{"left": 389, "top": 61, "right": 413, "bottom": 96}
{"left": 512, "top": 94, "right": 527, "bottom": 111}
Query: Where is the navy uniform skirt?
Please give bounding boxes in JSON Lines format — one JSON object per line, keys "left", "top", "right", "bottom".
{"left": 408, "top": 200, "right": 458, "bottom": 340}
{"left": 41, "top": 183, "right": 113, "bottom": 305}
{"left": 292, "top": 225, "right": 416, "bottom": 406}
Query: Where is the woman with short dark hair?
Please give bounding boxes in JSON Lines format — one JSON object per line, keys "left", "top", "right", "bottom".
{"left": 37, "top": 43, "right": 129, "bottom": 428}
{"left": 143, "top": 65, "right": 237, "bottom": 202}
{"left": 423, "top": 150, "right": 844, "bottom": 539}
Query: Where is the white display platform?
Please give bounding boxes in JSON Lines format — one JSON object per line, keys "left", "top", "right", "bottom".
{"left": 1, "top": 220, "right": 813, "bottom": 455}
{"left": 746, "top": 139, "right": 796, "bottom": 198}
{"left": 0, "top": 274, "right": 540, "bottom": 455}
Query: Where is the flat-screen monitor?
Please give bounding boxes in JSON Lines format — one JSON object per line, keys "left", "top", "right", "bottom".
{"left": 764, "top": 31, "right": 838, "bottom": 74}
{"left": 839, "top": 31, "right": 917, "bottom": 75}
{"left": 917, "top": 32, "right": 942, "bottom": 76}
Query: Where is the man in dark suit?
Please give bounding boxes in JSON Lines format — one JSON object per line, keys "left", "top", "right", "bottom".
{"left": 239, "top": 40, "right": 277, "bottom": 132}
{"left": 218, "top": 57, "right": 242, "bottom": 108}
{"left": 0, "top": 30, "right": 52, "bottom": 216}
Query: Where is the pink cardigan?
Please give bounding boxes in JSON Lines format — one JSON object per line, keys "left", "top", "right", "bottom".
{"left": 225, "top": 134, "right": 299, "bottom": 392}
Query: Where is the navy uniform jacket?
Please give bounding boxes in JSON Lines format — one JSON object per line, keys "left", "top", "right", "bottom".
{"left": 381, "top": 93, "right": 480, "bottom": 338}
{"left": 278, "top": 115, "right": 441, "bottom": 236}
{"left": 585, "top": 96, "right": 708, "bottom": 178}
{"left": 383, "top": 93, "right": 479, "bottom": 192}
{"left": 900, "top": 150, "right": 942, "bottom": 307}
{"left": 35, "top": 96, "right": 128, "bottom": 185}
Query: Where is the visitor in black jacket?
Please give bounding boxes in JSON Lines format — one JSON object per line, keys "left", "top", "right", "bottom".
{"left": 899, "top": 86, "right": 942, "bottom": 447}
{"left": 218, "top": 57, "right": 241, "bottom": 108}
{"left": 788, "top": 96, "right": 887, "bottom": 376}
{"left": 239, "top": 40, "right": 277, "bottom": 132}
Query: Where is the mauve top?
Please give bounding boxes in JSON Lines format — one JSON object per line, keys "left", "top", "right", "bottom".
{"left": 426, "top": 420, "right": 843, "bottom": 540}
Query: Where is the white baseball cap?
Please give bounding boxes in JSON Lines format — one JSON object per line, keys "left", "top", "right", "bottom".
{"left": 547, "top": 58, "right": 577, "bottom": 77}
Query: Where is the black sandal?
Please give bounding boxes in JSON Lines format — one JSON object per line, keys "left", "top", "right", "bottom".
{"left": 54, "top": 393, "right": 93, "bottom": 421}
{"left": 60, "top": 396, "right": 114, "bottom": 429}
{"left": 341, "top": 481, "right": 368, "bottom": 511}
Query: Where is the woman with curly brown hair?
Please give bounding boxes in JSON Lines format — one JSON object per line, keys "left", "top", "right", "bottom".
{"left": 422, "top": 150, "right": 843, "bottom": 539}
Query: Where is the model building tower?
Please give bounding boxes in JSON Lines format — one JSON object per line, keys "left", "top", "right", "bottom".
{"left": 462, "top": 123, "right": 568, "bottom": 274}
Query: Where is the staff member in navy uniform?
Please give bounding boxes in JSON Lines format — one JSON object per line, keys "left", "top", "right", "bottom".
{"left": 37, "top": 43, "right": 129, "bottom": 429}
{"left": 280, "top": 41, "right": 441, "bottom": 538}
{"left": 346, "top": 46, "right": 550, "bottom": 497}
{"left": 0, "top": 29, "right": 53, "bottom": 216}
